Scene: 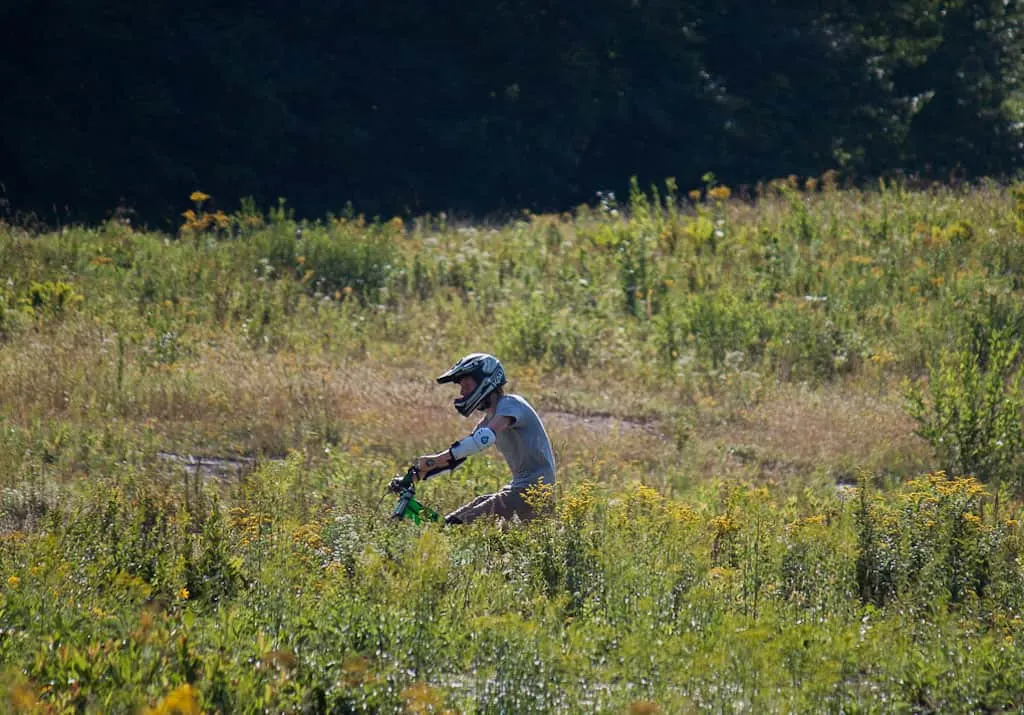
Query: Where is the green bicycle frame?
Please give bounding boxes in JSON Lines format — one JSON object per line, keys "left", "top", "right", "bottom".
{"left": 388, "top": 462, "right": 462, "bottom": 524}
{"left": 391, "top": 487, "right": 440, "bottom": 524}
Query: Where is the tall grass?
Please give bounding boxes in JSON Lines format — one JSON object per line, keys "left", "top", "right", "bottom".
{"left": 1, "top": 179, "right": 1023, "bottom": 711}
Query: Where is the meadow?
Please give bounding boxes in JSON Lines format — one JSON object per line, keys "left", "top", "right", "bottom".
{"left": 1, "top": 178, "right": 1024, "bottom": 713}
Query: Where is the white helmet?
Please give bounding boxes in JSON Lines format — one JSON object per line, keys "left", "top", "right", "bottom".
{"left": 437, "top": 353, "right": 507, "bottom": 417}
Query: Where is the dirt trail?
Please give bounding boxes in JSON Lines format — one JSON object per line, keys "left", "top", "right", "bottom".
{"left": 543, "top": 410, "right": 661, "bottom": 437}
{"left": 157, "top": 452, "right": 258, "bottom": 480}
{"left": 156, "top": 409, "right": 667, "bottom": 481}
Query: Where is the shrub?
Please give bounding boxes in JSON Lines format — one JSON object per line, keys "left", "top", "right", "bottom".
{"left": 20, "top": 281, "right": 83, "bottom": 320}
{"left": 299, "top": 221, "right": 396, "bottom": 303}
{"left": 855, "top": 473, "right": 1017, "bottom": 607}
{"left": 767, "top": 300, "right": 862, "bottom": 382}
{"left": 495, "top": 293, "right": 593, "bottom": 368}
{"left": 904, "top": 329, "right": 1024, "bottom": 488}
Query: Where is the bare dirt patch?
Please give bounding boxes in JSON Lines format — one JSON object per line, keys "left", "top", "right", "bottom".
{"left": 702, "top": 382, "right": 930, "bottom": 481}
{"left": 543, "top": 410, "right": 660, "bottom": 437}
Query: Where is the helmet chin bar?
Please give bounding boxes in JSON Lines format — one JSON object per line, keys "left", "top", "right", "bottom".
{"left": 455, "top": 390, "right": 496, "bottom": 414}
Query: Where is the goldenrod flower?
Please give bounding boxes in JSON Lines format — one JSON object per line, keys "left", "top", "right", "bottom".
{"left": 9, "top": 683, "right": 38, "bottom": 711}
{"left": 143, "top": 683, "right": 202, "bottom": 715}
{"left": 710, "top": 514, "right": 738, "bottom": 536}
{"left": 400, "top": 682, "right": 444, "bottom": 714}
{"left": 523, "top": 482, "right": 555, "bottom": 511}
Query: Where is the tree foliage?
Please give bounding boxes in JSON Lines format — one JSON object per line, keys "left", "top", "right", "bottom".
{"left": 0, "top": 1, "right": 1021, "bottom": 225}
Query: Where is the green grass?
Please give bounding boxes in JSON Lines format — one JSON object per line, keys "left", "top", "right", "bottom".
{"left": 1, "top": 179, "right": 1024, "bottom": 712}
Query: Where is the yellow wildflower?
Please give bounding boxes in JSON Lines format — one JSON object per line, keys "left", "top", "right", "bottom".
{"left": 143, "top": 683, "right": 202, "bottom": 715}
{"left": 710, "top": 514, "right": 738, "bottom": 536}
{"left": 400, "top": 682, "right": 443, "bottom": 714}
{"left": 7, "top": 575, "right": 20, "bottom": 587}
{"left": 523, "top": 482, "right": 555, "bottom": 512}
{"left": 189, "top": 191, "right": 210, "bottom": 203}
{"left": 560, "top": 482, "right": 595, "bottom": 525}
{"left": 9, "top": 683, "right": 38, "bottom": 711}
{"left": 340, "top": 656, "right": 377, "bottom": 687}
{"left": 707, "top": 185, "right": 731, "bottom": 201}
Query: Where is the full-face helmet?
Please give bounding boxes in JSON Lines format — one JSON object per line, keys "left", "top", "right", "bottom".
{"left": 437, "top": 353, "right": 507, "bottom": 416}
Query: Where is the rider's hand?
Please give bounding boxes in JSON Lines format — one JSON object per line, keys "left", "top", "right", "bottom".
{"left": 388, "top": 477, "right": 406, "bottom": 493}
{"left": 413, "top": 456, "right": 435, "bottom": 478}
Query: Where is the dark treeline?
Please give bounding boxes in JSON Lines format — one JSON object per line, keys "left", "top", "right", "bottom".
{"left": 1, "top": 1, "right": 1022, "bottom": 227}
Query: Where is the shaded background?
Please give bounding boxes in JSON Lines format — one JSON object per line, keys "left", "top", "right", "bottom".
{"left": 1, "top": 0, "right": 1021, "bottom": 227}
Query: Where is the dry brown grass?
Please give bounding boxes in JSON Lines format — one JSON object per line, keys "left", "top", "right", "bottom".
{"left": 0, "top": 313, "right": 932, "bottom": 494}
{"left": 698, "top": 379, "right": 930, "bottom": 483}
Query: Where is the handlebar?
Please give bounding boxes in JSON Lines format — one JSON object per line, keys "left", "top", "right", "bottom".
{"left": 388, "top": 457, "right": 467, "bottom": 494}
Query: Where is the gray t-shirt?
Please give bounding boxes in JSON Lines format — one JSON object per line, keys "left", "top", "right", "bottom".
{"left": 494, "top": 394, "right": 556, "bottom": 489}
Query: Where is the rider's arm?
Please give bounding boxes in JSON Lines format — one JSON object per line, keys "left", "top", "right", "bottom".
{"left": 414, "top": 416, "right": 513, "bottom": 476}
{"left": 485, "top": 415, "right": 514, "bottom": 433}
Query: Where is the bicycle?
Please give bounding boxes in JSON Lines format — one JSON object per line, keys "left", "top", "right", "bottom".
{"left": 384, "top": 458, "right": 464, "bottom": 524}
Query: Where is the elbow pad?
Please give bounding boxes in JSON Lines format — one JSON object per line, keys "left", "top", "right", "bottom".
{"left": 450, "top": 427, "right": 496, "bottom": 461}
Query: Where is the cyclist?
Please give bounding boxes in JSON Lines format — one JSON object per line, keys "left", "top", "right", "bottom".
{"left": 413, "top": 353, "right": 555, "bottom": 524}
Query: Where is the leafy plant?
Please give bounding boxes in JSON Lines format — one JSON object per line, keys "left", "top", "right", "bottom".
{"left": 20, "top": 280, "right": 83, "bottom": 319}
{"left": 298, "top": 220, "right": 397, "bottom": 303}
{"left": 904, "top": 329, "right": 1024, "bottom": 488}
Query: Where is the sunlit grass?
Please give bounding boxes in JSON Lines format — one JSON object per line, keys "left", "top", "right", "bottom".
{"left": 1, "top": 179, "right": 1024, "bottom": 711}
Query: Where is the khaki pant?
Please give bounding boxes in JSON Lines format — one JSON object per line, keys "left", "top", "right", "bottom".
{"left": 446, "top": 486, "right": 539, "bottom": 525}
